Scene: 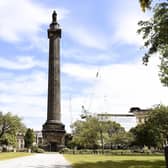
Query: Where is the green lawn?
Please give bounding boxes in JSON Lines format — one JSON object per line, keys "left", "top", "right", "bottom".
{"left": 0, "top": 152, "right": 32, "bottom": 160}
{"left": 64, "top": 154, "right": 165, "bottom": 168}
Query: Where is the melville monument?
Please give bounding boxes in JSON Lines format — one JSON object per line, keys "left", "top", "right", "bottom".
{"left": 42, "top": 11, "right": 65, "bottom": 151}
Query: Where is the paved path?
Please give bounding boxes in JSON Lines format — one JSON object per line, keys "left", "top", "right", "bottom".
{"left": 0, "top": 153, "right": 72, "bottom": 168}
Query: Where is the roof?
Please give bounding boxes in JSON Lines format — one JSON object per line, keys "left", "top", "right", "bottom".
{"left": 129, "top": 107, "right": 151, "bottom": 113}
{"left": 97, "top": 113, "right": 134, "bottom": 117}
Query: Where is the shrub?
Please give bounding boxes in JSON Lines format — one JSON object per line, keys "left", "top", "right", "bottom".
{"left": 31, "top": 146, "right": 45, "bottom": 153}
{"left": 60, "top": 147, "right": 71, "bottom": 153}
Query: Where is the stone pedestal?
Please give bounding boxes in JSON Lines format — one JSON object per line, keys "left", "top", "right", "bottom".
{"left": 42, "top": 122, "right": 65, "bottom": 151}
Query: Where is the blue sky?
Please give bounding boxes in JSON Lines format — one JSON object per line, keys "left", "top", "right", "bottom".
{"left": 0, "top": 0, "right": 167, "bottom": 132}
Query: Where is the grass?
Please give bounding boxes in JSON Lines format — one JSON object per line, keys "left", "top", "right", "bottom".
{"left": 0, "top": 152, "right": 32, "bottom": 160}
{"left": 64, "top": 154, "right": 165, "bottom": 168}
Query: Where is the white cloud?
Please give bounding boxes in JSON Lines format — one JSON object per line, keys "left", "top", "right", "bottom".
{"left": 62, "top": 63, "right": 98, "bottom": 80}
{"left": 73, "top": 28, "right": 107, "bottom": 50}
{"left": 108, "top": 0, "right": 150, "bottom": 46}
{"left": 61, "top": 57, "right": 167, "bottom": 130}
{"left": 64, "top": 24, "right": 109, "bottom": 50}
{"left": 62, "top": 48, "right": 118, "bottom": 64}
{"left": 0, "top": 70, "right": 47, "bottom": 120}
{"left": 0, "top": 56, "right": 47, "bottom": 70}
{"left": 0, "top": 0, "right": 69, "bottom": 49}
{"left": 0, "top": 70, "right": 47, "bottom": 95}
{"left": 113, "top": 14, "right": 144, "bottom": 45}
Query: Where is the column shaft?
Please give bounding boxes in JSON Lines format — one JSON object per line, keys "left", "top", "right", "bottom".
{"left": 47, "top": 38, "right": 61, "bottom": 122}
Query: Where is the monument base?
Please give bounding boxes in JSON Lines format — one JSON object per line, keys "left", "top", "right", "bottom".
{"left": 42, "top": 121, "right": 65, "bottom": 152}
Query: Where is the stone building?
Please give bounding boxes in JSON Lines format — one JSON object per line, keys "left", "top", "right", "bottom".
{"left": 16, "top": 133, "right": 25, "bottom": 150}
{"left": 97, "top": 107, "right": 150, "bottom": 125}
{"left": 97, "top": 113, "right": 134, "bottom": 121}
{"left": 129, "top": 107, "right": 150, "bottom": 124}
{"left": 34, "top": 131, "right": 43, "bottom": 145}
{"left": 10, "top": 131, "right": 43, "bottom": 151}
{"left": 93, "top": 107, "right": 150, "bottom": 127}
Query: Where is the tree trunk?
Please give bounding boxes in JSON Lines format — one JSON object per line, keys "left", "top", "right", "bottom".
{"left": 100, "top": 130, "right": 104, "bottom": 154}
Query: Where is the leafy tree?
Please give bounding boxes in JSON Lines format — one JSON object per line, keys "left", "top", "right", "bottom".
{"left": 0, "top": 133, "right": 17, "bottom": 147}
{"left": 130, "top": 104, "right": 168, "bottom": 148}
{"left": 138, "top": 0, "right": 168, "bottom": 86}
{"left": 106, "top": 121, "right": 127, "bottom": 149}
{"left": 130, "top": 123, "right": 162, "bottom": 148}
{"left": 65, "top": 133, "right": 73, "bottom": 148}
{"left": 24, "top": 128, "right": 35, "bottom": 148}
{"left": 94, "top": 119, "right": 112, "bottom": 153}
{"left": 0, "top": 112, "right": 25, "bottom": 146}
{"left": 139, "top": 0, "right": 152, "bottom": 12}
{"left": 0, "top": 112, "right": 25, "bottom": 138}
{"left": 147, "top": 104, "right": 168, "bottom": 144}
{"left": 71, "top": 116, "right": 130, "bottom": 152}
{"left": 110, "top": 132, "right": 134, "bottom": 148}
{"left": 71, "top": 117, "right": 100, "bottom": 149}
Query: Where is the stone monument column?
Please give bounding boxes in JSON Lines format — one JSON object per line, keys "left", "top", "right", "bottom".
{"left": 42, "top": 11, "right": 65, "bottom": 151}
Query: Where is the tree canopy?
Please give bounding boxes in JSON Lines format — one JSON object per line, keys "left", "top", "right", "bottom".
{"left": 0, "top": 112, "right": 26, "bottom": 146}
{"left": 139, "top": 0, "right": 152, "bottom": 12}
{"left": 71, "top": 117, "right": 101, "bottom": 149}
{"left": 70, "top": 116, "right": 133, "bottom": 151}
{"left": 138, "top": 0, "right": 168, "bottom": 86}
{"left": 24, "top": 128, "right": 35, "bottom": 148}
{"left": 130, "top": 104, "right": 168, "bottom": 148}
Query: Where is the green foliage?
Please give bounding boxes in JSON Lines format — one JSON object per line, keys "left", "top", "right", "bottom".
{"left": 59, "top": 147, "right": 71, "bottom": 153}
{"left": 70, "top": 116, "right": 131, "bottom": 151}
{"left": 0, "top": 133, "right": 17, "bottom": 147}
{"left": 65, "top": 133, "right": 73, "bottom": 148}
{"left": 0, "top": 112, "right": 26, "bottom": 146}
{"left": 139, "top": 0, "right": 152, "bottom": 11}
{"left": 138, "top": 1, "right": 168, "bottom": 86}
{"left": 147, "top": 104, "right": 168, "bottom": 143}
{"left": 71, "top": 117, "right": 100, "bottom": 149}
{"left": 130, "top": 123, "right": 161, "bottom": 147}
{"left": 24, "top": 128, "right": 35, "bottom": 148}
{"left": 31, "top": 146, "right": 45, "bottom": 153}
{"left": 130, "top": 104, "right": 168, "bottom": 148}
{"left": 106, "top": 121, "right": 133, "bottom": 147}
{"left": 0, "top": 112, "right": 26, "bottom": 138}
{"left": 109, "top": 132, "right": 134, "bottom": 146}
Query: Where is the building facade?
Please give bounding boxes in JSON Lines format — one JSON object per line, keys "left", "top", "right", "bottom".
{"left": 129, "top": 107, "right": 150, "bottom": 124}
{"left": 16, "top": 133, "right": 25, "bottom": 150}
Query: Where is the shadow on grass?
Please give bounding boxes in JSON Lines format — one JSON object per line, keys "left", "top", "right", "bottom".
{"left": 72, "top": 160, "right": 165, "bottom": 168}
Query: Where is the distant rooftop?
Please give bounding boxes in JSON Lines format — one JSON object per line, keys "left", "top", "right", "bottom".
{"left": 97, "top": 113, "right": 134, "bottom": 117}
{"left": 129, "top": 107, "right": 151, "bottom": 113}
